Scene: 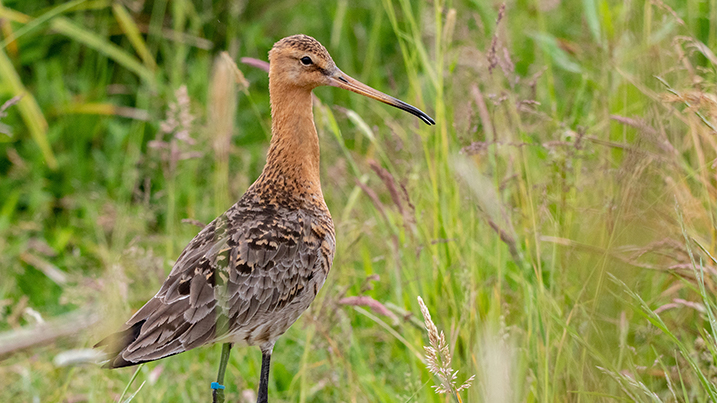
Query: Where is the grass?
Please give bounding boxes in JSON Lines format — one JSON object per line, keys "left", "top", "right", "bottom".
{"left": 1, "top": 0, "right": 717, "bottom": 401}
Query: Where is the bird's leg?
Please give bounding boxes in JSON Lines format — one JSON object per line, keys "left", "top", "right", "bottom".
{"left": 212, "top": 343, "right": 233, "bottom": 403}
{"left": 257, "top": 342, "right": 274, "bottom": 403}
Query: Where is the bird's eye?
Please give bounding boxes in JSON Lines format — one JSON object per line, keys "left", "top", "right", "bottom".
{"left": 300, "top": 56, "right": 313, "bottom": 65}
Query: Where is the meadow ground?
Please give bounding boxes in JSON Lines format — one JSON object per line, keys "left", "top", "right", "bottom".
{"left": 1, "top": 0, "right": 717, "bottom": 402}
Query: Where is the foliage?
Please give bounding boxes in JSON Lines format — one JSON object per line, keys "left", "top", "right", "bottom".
{"left": 1, "top": 0, "right": 717, "bottom": 401}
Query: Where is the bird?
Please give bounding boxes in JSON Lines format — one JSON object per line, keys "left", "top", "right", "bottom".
{"left": 96, "top": 34, "right": 435, "bottom": 403}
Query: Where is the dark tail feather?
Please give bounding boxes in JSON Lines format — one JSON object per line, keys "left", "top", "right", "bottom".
{"left": 95, "top": 320, "right": 146, "bottom": 368}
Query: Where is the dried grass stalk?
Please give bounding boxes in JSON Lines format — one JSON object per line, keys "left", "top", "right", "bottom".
{"left": 417, "top": 296, "right": 475, "bottom": 402}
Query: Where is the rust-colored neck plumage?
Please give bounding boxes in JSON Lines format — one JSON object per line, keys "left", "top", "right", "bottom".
{"left": 252, "top": 73, "right": 323, "bottom": 206}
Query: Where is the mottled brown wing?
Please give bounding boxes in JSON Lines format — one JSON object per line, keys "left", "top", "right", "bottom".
{"left": 100, "top": 203, "right": 334, "bottom": 368}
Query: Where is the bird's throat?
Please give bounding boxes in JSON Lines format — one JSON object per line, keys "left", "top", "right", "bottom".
{"left": 258, "top": 85, "right": 324, "bottom": 204}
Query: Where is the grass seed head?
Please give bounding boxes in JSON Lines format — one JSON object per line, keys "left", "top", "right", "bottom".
{"left": 417, "top": 296, "right": 475, "bottom": 400}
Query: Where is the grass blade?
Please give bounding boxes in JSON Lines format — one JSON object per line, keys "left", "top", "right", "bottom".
{"left": 50, "top": 17, "right": 157, "bottom": 87}
{"left": 112, "top": 3, "right": 158, "bottom": 71}
{"left": 0, "top": 0, "right": 88, "bottom": 49}
{"left": 583, "top": 0, "right": 602, "bottom": 45}
{"left": 531, "top": 32, "right": 582, "bottom": 74}
{"left": 0, "top": 47, "right": 56, "bottom": 168}
{"left": 0, "top": 5, "right": 31, "bottom": 24}
{"left": 117, "top": 364, "right": 144, "bottom": 403}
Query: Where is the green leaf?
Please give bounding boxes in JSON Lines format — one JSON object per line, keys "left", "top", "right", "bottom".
{"left": 0, "top": 48, "right": 56, "bottom": 169}
{"left": 531, "top": 32, "right": 582, "bottom": 74}
{"left": 50, "top": 17, "right": 157, "bottom": 87}
{"left": 582, "top": 0, "right": 602, "bottom": 45}
{"left": 112, "top": 3, "right": 157, "bottom": 71}
{"left": 0, "top": 0, "right": 87, "bottom": 49}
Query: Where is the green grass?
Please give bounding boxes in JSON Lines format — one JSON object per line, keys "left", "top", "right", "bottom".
{"left": 1, "top": 0, "right": 717, "bottom": 401}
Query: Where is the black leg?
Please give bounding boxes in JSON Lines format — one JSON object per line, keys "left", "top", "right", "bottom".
{"left": 257, "top": 343, "right": 274, "bottom": 403}
{"left": 212, "top": 343, "right": 233, "bottom": 403}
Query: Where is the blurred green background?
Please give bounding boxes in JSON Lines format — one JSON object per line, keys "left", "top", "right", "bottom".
{"left": 1, "top": 0, "right": 717, "bottom": 401}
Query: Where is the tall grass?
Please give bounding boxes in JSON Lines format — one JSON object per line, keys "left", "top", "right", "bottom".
{"left": 1, "top": 0, "right": 717, "bottom": 401}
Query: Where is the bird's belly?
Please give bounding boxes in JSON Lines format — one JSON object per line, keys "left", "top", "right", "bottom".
{"left": 225, "top": 271, "right": 327, "bottom": 347}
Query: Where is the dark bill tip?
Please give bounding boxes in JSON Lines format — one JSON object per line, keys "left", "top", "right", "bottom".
{"left": 330, "top": 72, "right": 436, "bottom": 126}
{"left": 390, "top": 97, "right": 436, "bottom": 126}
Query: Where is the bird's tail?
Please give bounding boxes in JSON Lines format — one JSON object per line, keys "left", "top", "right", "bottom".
{"left": 94, "top": 320, "right": 146, "bottom": 368}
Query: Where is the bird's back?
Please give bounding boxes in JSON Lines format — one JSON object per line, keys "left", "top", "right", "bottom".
{"left": 99, "top": 177, "right": 335, "bottom": 368}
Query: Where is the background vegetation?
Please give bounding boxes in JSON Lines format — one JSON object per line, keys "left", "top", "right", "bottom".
{"left": 1, "top": 0, "right": 717, "bottom": 401}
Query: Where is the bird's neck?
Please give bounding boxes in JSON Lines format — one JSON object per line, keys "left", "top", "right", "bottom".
{"left": 255, "top": 84, "right": 324, "bottom": 206}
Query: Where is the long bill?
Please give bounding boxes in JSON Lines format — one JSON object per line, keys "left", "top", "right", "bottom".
{"left": 328, "top": 70, "right": 435, "bottom": 126}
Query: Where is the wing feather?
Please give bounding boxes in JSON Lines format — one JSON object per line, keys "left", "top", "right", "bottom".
{"left": 99, "top": 203, "right": 334, "bottom": 368}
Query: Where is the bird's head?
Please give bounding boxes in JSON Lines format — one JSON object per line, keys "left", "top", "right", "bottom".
{"left": 268, "top": 34, "right": 435, "bottom": 125}
{"left": 268, "top": 34, "right": 337, "bottom": 90}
